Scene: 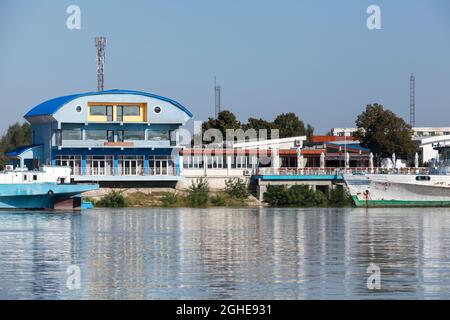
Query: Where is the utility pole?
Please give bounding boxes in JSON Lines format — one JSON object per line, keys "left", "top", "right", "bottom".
{"left": 95, "top": 37, "right": 106, "bottom": 92}
{"left": 214, "top": 76, "right": 221, "bottom": 118}
{"left": 410, "top": 73, "right": 415, "bottom": 127}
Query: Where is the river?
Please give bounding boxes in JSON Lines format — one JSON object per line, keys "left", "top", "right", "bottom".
{"left": 0, "top": 208, "right": 449, "bottom": 299}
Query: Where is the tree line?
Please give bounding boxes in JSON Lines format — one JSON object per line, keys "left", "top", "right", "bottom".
{"left": 201, "top": 111, "right": 315, "bottom": 141}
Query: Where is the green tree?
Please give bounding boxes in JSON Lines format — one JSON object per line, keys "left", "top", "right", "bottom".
{"left": 188, "top": 178, "right": 210, "bottom": 207}
{"left": 273, "top": 112, "right": 307, "bottom": 138}
{"left": 0, "top": 122, "right": 32, "bottom": 169}
{"left": 306, "top": 124, "right": 315, "bottom": 141}
{"left": 202, "top": 110, "right": 241, "bottom": 140}
{"left": 355, "top": 104, "right": 418, "bottom": 163}
{"left": 225, "top": 178, "right": 249, "bottom": 199}
{"left": 199, "top": 110, "right": 314, "bottom": 143}
{"left": 242, "top": 118, "right": 276, "bottom": 136}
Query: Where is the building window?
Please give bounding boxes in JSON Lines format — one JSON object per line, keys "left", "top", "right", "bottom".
{"left": 183, "top": 155, "right": 204, "bottom": 169}
{"left": 56, "top": 155, "right": 82, "bottom": 175}
{"left": 89, "top": 105, "right": 113, "bottom": 121}
{"left": 232, "top": 155, "right": 251, "bottom": 169}
{"left": 123, "top": 130, "right": 145, "bottom": 140}
{"left": 205, "top": 155, "right": 226, "bottom": 169}
{"left": 148, "top": 130, "right": 169, "bottom": 141}
{"left": 62, "top": 128, "right": 82, "bottom": 140}
{"left": 86, "top": 155, "right": 114, "bottom": 176}
{"left": 107, "top": 130, "right": 114, "bottom": 142}
{"left": 54, "top": 129, "right": 62, "bottom": 146}
{"left": 118, "top": 155, "right": 145, "bottom": 176}
{"left": 149, "top": 155, "right": 175, "bottom": 175}
{"left": 86, "top": 130, "right": 108, "bottom": 140}
{"left": 153, "top": 106, "right": 161, "bottom": 114}
{"left": 117, "top": 106, "right": 123, "bottom": 122}
{"left": 117, "top": 130, "right": 124, "bottom": 142}
{"left": 119, "top": 105, "right": 140, "bottom": 116}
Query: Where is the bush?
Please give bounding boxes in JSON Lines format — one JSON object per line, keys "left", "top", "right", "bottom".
{"left": 263, "top": 185, "right": 289, "bottom": 206}
{"left": 287, "top": 185, "right": 327, "bottom": 207}
{"left": 225, "top": 178, "right": 249, "bottom": 199}
{"left": 210, "top": 195, "right": 227, "bottom": 206}
{"left": 96, "top": 190, "right": 127, "bottom": 208}
{"left": 188, "top": 178, "right": 209, "bottom": 207}
{"left": 264, "top": 184, "right": 327, "bottom": 207}
{"left": 329, "top": 186, "right": 353, "bottom": 207}
{"left": 161, "top": 192, "right": 180, "bottom": 207}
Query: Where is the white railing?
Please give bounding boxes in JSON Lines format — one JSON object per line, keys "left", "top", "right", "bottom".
{"left": 85, "top": 167, "right": 114, "bottom": 176}
{"left": 71, "top": 167, "right": 82, "bottom": 176}
{"left": 69, "top": 166, "right": 177, "bottom": 176}
{"left": 117, "top": 166, "right": 177, "bottom": 176}
{"left": 256, "top": 167, "right": 430, "bottom": 176}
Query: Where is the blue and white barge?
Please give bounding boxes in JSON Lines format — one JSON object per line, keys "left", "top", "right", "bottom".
{"left": 0, "top": 165, "right": 98, "bottom": 210}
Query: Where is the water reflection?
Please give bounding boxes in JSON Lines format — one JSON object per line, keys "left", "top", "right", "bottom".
{"left": 0, "top": 208, "right": 450, "bottom": 299}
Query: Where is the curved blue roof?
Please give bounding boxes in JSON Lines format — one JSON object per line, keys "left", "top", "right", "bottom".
{"left": 25, "top": 89, "right": 193, "bottom": 118}
{"left": 6, "top": 144, "right": 43, "bottom": 157}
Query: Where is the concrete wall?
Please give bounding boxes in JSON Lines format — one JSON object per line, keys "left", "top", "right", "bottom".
{"left": 177, "top": 176, "right": 252, "bottom": 191}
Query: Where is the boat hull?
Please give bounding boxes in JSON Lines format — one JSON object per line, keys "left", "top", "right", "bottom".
{"left": 344, "top": 174, "right": 450, "bottom": 207}
{"left": 0, "top": 183, "right": 98, "bottom": 209}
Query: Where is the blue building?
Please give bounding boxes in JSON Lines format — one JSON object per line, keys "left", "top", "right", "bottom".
{"left": 10, "top": 89, "right": 192, "bottom": 186}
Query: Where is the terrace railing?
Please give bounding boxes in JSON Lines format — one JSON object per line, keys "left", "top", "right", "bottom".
{"left": 85, "top": 167, "right": 114, "bottom": 176}
{"left": 117, "top": 167, "right": 177, "bottom": 176}
{"left": 256, "top": 167, "right": 430, "bottom": 176}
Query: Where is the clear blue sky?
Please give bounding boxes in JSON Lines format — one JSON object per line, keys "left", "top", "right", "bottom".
{"left": 1, "top": 0, "right": 449, "bottom": 134}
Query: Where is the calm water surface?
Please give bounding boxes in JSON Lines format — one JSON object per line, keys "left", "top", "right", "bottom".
{"left": 0, "top": 208, "right": 450, "bottom": 299}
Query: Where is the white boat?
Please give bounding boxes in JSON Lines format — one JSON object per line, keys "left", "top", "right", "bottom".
{"left": 344, "top": 146, "right": 450, "bottom": 207}
{"left": 0, "top": 165, "right": 98, "bottom": 209}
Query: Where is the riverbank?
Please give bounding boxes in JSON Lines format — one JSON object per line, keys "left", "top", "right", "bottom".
{"left": 85, "top": 190, "right": 265, "bottom": 208}
{"left": 84, "top": 181, "right": 354, "bottom": 209}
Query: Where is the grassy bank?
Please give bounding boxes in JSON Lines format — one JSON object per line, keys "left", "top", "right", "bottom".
{"left": 88, "top": 178, "right": 254, "bottom": 208}
{"left": 86, "top": 179, "right": 354, "bottom": 209}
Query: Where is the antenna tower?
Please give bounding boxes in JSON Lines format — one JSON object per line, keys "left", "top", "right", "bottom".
{"left": 214, "top": 77, "right": 221, "bottom": 118}
{"left": 95, "top": 37, "right": 106, "bottom": 92}
{"left": 410, "top": 73, "right": 415, "bottom": 127}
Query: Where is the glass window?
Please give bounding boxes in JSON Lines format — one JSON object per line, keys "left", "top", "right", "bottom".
{"left": 54, "top": 129, "right": 62, "bottom": 146}
{"left": 62, "top": 128, "right": 82, "bottom": 140}
{"left": 86, "top": 130, "right": 107, "bottom": 140}
{"left": 119, "top": 106, "right": 140, "bottom": 116}
{"left": 123, "top": 130, "right": 145, "bottom": 140}
{"left": 148, "top": 130, "right": 169, "bottom": 141}
{"left": 89, "top": 105, "right": 113, "bottom": 117}
{"left": 117, "top": 106, "right": 123, "bottom": 122}
{"left": 117, "top": 130, "right": 124, "bottom": 142}
{"left": 107, "top": 130, "right": 114, "bottom": 142}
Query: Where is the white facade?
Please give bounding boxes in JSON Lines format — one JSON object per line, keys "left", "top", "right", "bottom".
{"left": 413, "top": 135, "right": 450, "bottom": 163}
{"left": 331, "top": 127, "right": 450, "bottom": 138}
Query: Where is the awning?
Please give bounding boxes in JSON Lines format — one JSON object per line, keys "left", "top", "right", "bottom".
{"left": 6, "top": 144, "right": 44, "bottom": 159}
